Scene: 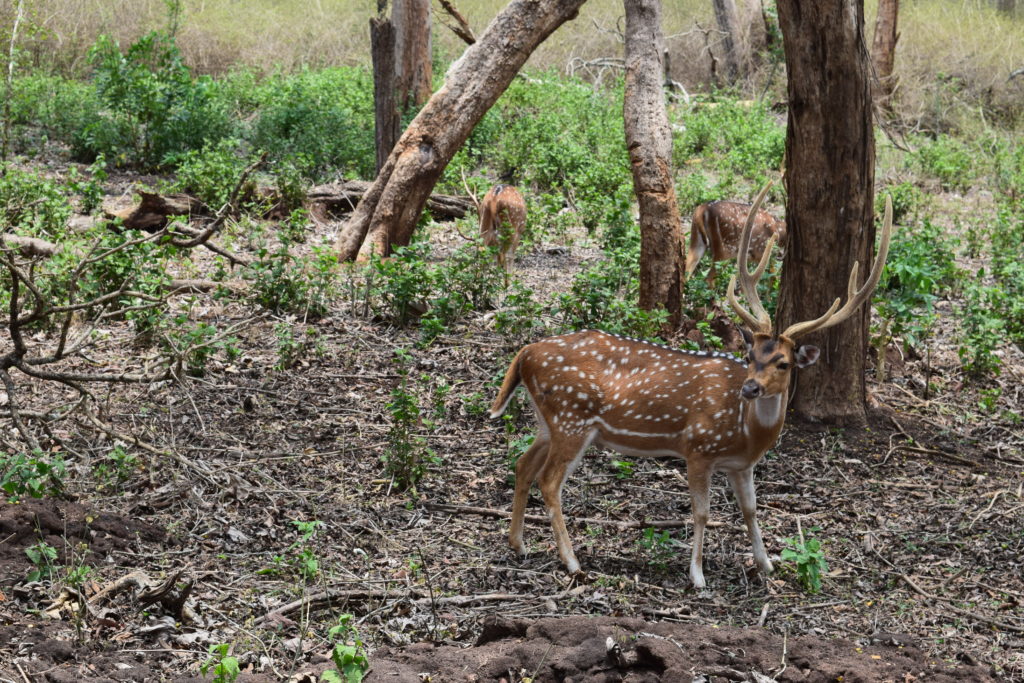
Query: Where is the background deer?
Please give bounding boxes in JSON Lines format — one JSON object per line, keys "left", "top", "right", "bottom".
{"left": 479, "top": 184, "right": 527, "bottom": 271}
{"left": 685, "top": 200, "right": 788, "bottom": 287}
{"left": 491, "top": 186, "right": 892, "bottom": 588}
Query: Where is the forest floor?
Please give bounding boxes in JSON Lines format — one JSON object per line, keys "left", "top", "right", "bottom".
{"left": 1, "top": 169, "right": 1023, "bottom": 682}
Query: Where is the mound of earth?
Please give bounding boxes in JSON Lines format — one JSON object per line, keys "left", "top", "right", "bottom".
{"left": 367, "top": 615, "right": 995, "bottom": 683}
{"left": 0, "top": 498, "right": 165, "bottom": 584}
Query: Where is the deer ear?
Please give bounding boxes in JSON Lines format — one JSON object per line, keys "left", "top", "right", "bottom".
{"left": 795, "top": 345, "right": 820, "bottom": 368}
{"left": 740, "top": 327, "right": 754, "bottom": 350}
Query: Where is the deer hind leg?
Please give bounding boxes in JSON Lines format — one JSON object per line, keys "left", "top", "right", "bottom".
{"left": 509, "top": 437, "right": 551, "bottom": 555}
{"left": 727, "top": 467, "right": 773, "bottom": 575}
{"left": 536, "top": 430, "right": 595, "bottom": 574}
{"left": 687, "top": 462, "right": 712, "bottom": 589}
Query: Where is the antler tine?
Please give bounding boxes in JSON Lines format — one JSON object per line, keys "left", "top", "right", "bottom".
{"left": 727, "top": 181, "right": 775, "bottom": 334}
{"left": 782, "top": 195, "right": 894, "bottom": 340}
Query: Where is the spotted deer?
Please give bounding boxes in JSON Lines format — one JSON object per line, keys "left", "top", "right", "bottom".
{"left": 479, "top": 184, "right": 527, "bottom": 271}
{"left": 491, "top": 186, "right": 893, "bottom": 588}
{"left": 685, "top": 200, "right": 788, "bottom": 287}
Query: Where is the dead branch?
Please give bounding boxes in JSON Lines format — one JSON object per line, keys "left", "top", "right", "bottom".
{"left": 436, "top": 0, "right": 475, "bottom": 45}
{"left": 900, "top": 574, "right": 1024, "bottom": 634}
{"left": 424, "top": 502, "right": 716, "bottom": 530}
{"left": 256, "top": 588, "right": 562, "bottom": 626}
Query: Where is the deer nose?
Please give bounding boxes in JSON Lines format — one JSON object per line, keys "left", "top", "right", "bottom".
{"left": 741, "top": 380, "right": 763, "bottom": 400}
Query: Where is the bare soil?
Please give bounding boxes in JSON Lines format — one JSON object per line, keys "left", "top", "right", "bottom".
{"left": 1, "top": 171, "right": 1022, "bottom": 682}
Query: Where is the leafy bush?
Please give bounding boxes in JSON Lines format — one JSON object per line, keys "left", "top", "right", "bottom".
{"left": 910, "top": 134, "right": 975, "bottom": 191}
{"left": 244, "top": 242, "right": 340, "bottom": 318}
{"left": 674, "top": 99, "right": 785, "bottom": 180}
{"left": 1, "top": 450, "right": 66, "bottom": 502}
{"left": 876, "top": 181, "right": 926, "bottom": 224}
{"left": 172, "top": 138, "right": 251, "bottom": 209}
{"left": 0, "top": 165, "right": 73, "bottom": 238}
{"left": 82, "top": 31, "right": 233, "bottom": 169}
{"left": 249, "top": 67, "right": 375, "bottom": 180}
{"left": 874, "top": 217, "right": 960, "bottom": 354}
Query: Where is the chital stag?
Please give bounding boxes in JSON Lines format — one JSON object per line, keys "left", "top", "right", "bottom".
{"left": 479, "top": 184, "right": 527, "bottom": 271}
{"left": 685, "top": 200, "right": 788, "bottom": 287}
{"left": 492, "top": 186, "right": 892, "bottom": 588}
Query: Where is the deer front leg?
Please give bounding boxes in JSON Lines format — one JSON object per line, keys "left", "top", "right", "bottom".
{"left": 727, "top": 467, "right": 773, "bottom": 576}
{"left": 509, "top": 438, "right": 550, "bottom": 555}
{"left": 687, "top": 463, "right": 712, "bottom": 589}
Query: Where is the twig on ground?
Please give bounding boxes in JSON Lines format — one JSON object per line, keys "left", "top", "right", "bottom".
{"left": 900, "top": 574, "right": 1024, "bottom": 633}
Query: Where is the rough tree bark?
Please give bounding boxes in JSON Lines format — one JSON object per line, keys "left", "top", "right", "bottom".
{"left": 775, "top": 0, "right": 876, "bottom": 425}
{"left": 335, "top": 0, "right": 588, "bottom": 261}
{"left": 870, "top": 0, "right": 899, "bottom": 109}
{"left": 711, "top": 0, "right": 743, "bottom": 83}
{"left": 393, "top": 0, "right": 433, "bottom": 111}
{"left": 371, "top": 16, "right": 399, "bottom": 174}
{"left": 623, "top": 0, "right": 684, "bottom": 326}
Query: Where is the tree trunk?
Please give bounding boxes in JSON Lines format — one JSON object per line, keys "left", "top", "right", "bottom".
{"left": 334, "top": 0, "right": 588, "bottom": 261}
{"left": 371, "top": 16, "right": 399, "bottom": 174}
{"left": 870, "top": 0, "right": 899, "bottom": 109}
{"left": 711, "top": 0, "right": 743, "bottom": 83}
{"left": 393, "top": 0, "right": 433, "bottom": 112}
{"left": 623, "top": 0, "right": 684, "bottom": 327}
{"left": 775, "top": 0, "right": 876, "bottom": 425}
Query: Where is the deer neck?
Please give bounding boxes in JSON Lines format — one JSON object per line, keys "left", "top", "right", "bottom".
{"left": 743, "top": 392, "right": 786, "bottom": 446}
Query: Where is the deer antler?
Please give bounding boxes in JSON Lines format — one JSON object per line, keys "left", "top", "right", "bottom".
{"left": 726, "top": 181, "right": 777, "bottom": 335}
{"left": 780, "top": 195, "right": 894, "bottom": 340}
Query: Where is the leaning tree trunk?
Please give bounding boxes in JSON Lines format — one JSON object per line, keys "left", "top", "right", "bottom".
{"left": 335, "top": 0, "right": 588, "bottom": 261}
{"left": 871, "top": 0, "right": 899, "bottom": 109}
{"left": 775, "top": 0, "right": 876, "bottom": 425}
{"left": 623, "top": 0, "right": 684, "bottom": 327}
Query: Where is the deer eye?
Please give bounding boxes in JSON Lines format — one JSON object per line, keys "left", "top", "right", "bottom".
{"left": 776, "top": 362, "right": 791, "bottom": 372}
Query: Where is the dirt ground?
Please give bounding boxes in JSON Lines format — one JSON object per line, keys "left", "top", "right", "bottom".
{"left": 1, "top": 175, "right": 1023, "bottom": 682}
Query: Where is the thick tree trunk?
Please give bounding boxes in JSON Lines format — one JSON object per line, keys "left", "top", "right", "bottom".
{"left": 870, "top": 0, "right": 899, "bottom": 109}
{"left": 711, "top": 0, "right": 743, "bottom": 83}
{"left": 393, "top": 0, "right": 433, "bottom": 111}
{"left": 334, "top": 0, "right": 587, "bottom": 261}
{"left": 371, "top": 17, "right": 399, "bottom": 174}
{"left": 623, "top": 0, "right": 684, "bottom": 327}
{"left": 775, "top": 0, "right": 876, "bottom": 425}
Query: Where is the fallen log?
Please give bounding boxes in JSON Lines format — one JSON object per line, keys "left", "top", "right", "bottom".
{"left": 307, "top": 180, "right": 475, "bottom": 222}
{"left": 103, "top": 192, "right": 208, "bottom": 231}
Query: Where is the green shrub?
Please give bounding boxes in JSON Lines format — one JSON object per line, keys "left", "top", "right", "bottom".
{"left": 172, "top": 138, "right": 250, "bottom": 209}
{"left": 244, "top": 242, "right": 339, "bottom": 319}
{"left": 249, "top": 67, "right": 375, "bottom": 180}
{"left": 0, "top": 165, "right": 72, "bottom": 239}
{"left": 876, "top": 181, "right": 926, "bottom": 224}
{"left": 1, "top": 450, "right": 66, "bottom": 502}
{"left": 82, "top": 31, "right": 233, "bottom": 169}
{"left": 674, "top": 99, "right": 785, "bottom": 179}
{"left": 910, "top": 134, "right": 975, "bottom": 191}
{"left": 874, "top": 217, "right": 960, "bottom": 354}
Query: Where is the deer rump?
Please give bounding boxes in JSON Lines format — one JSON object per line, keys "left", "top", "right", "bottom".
{"left": 686, "top": 201, "right": 787, "bottom": 280}
{"left": 479, "top": 184, "right": 526, "bottom": 270}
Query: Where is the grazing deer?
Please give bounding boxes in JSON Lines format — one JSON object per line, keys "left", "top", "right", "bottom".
{"left": 491, "top": 186, "right": 892, "bottom": 588}
{"left": 479, "top": 184, "right": 527, "bottom": 271}
{"left": 685, "top": 200, "right": 788, "bottom": 287}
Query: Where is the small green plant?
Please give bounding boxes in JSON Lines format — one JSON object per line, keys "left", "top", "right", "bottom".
{"left": 274, "top": 323, "right": 324, "bottom": 370}
{"left": 637, "top": 527, "right": 680, "bottom": 570}
{"left": 321, "top": 614, "right": 369, "bottom": 683}
{"left": 1, "top": 450, "right": 66, "bottom": 502}
{"left": 610, "top": 459, "right": 635, "bottom": 479}
{"left": 290, "top": 519, "right": 324, "bottom": 581}
{"left": 977, "top": 387, "right": 1001, "bottom": 413}
{"left": 25, "top": 540, "right": 58, "bottom": 582}
{"left": 244, "top": 242, "right": 339, "bottom": 318}
{"left": 159, "top": 316, "right": 240, "bottom": 377}
{"left": 780, "top": 527, "right": 829, "bottom": 594}
{"left": 93, "top": 444, "right": 139, "bottom": 488}
{"left": 382, "top": 349, "right": 439, "bottom": 492}
{"left": 910, "top": 134, "right": 975, "bottom": 192}
{"left": 200, "top": 643, "right": 240, "bottom": 683}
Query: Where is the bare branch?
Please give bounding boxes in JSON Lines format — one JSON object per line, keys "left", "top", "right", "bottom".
{"left": 435, "top": 0, "right": 475, "bottom": 45}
